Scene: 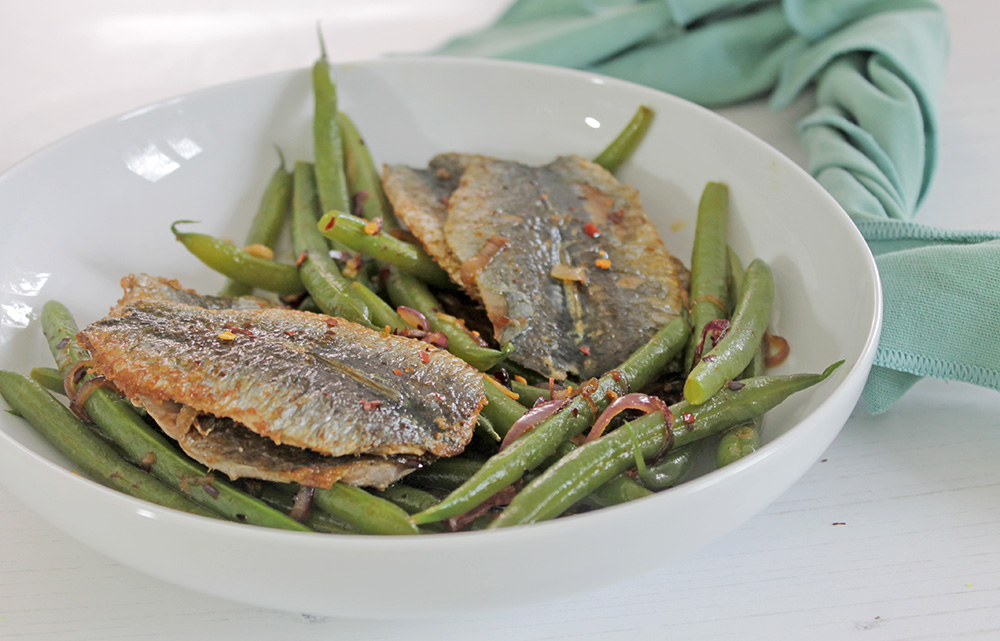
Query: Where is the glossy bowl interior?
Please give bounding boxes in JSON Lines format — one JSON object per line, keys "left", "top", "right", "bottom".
{"left": 0, "top": 57, "right": 880, "bottom": 618}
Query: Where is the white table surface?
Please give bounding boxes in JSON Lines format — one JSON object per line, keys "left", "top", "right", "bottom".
{"left": 1, "top": 2, "right": 998, "bottom": 639}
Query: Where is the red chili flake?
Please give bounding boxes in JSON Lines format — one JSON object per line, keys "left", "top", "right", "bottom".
{"left": 611, "top": 371, "right": 621, "bottom": 381}
{"left": 393, "top": 368, "right": 403, "bottom": 376}
{"left": 584, "top": 222, "right": 601, "bottom": 238}
{"left": 579, "top": 345, "right": 591, "bottom": 356}
{"left": 325, "top": 330, "right": 336, "bottom": 336}
{"left": 296, "top": 251, "right": 308, "bottom": 267}
{"left": 609, "top": 208, "right": 625, "bottom": 224}
{"left": 360, "top": 400, "right": 383, "bottom": 411}
{"left": 419, "top": 351, "right": 430, "bottom": 364}
{"left": 285, "top": 330, "right": 297, "bottom": 337}
{"left": 324, "top": 317, "right": 339, "bottom": 327}
{"left": 727, "top": 380, "right": 746, "bottom": 390}
{"left": 681, "top": 412, "right": 695, "bottom": 424}
{"left": 571, "top": 408, "right": 579, "bottom": 417}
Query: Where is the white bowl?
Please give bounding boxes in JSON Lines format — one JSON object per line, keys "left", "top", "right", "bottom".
{"left": 0, "top": 57, "right": 880, "bottom": 618}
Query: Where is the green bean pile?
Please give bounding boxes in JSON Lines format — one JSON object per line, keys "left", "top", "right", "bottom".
{"left": 0, "top": 45, "right": 840, "bottom": 535}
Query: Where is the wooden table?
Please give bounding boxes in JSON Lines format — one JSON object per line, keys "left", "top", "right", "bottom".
{"left": 1, "top": 1, "right": 997, "bottom": 638}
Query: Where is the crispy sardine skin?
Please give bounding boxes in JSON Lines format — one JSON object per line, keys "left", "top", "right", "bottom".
{"left": 383, "top": 154, "right": 685, "bottom": 379}
{"left": 79, "top": 301, "right": 485, "bottom": 460}
{"left": 444, "top": 155, "right": 685, "bottom": 379}
{"left": 382, "top": 153, "right": 480, "bottom": 285}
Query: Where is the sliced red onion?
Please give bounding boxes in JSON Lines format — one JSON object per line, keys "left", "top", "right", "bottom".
{"left": 63, "top": 360, "right": 89, "bottom": 399}
{"left": 584, "top": 393, "right": 669, "bottom": 443}
{"left": 499, "top": 397, "right": 570, "bottom": 451}
{"left": 691, "top": 318, "right": 730, "bottom": 366}
{"left": 396, "top": 306, "right": 430, "bottom": 332}
{"left": 421, "top": 331, "right": 449, "bottom": 348}
{"left": 288, "top": 486, "right": 315, "bottom": 523}
{"left": 764, "top": 333, "right": 790, "bottom": 368}
{"left": 445, "top": 484, "right": 519, "bottom": 532}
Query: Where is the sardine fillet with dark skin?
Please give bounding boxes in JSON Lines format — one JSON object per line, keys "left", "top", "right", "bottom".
{"left": 78, "top": 276, "right": 486, "bottom": 488}
{"left": 381, "top": 153, "right": 482, "bottom": 286}
{"left": 384, "top": 154, "right": 686, "bottom": 380}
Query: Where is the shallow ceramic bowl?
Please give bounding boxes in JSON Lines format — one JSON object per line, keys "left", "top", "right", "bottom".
{"left": 0, "top": 57, "right": 880, "bottom": 618}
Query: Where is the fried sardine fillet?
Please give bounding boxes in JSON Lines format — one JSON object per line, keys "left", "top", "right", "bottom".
{"left": 78, "top": 275, "right": 486, "bottom": 489}
{"left": 383, "top": 155, "right": 686, "bottom": 380}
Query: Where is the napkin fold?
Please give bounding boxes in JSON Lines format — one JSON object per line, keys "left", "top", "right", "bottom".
{"left": 437, "top": 0, "right": 1000, "bottom": 413}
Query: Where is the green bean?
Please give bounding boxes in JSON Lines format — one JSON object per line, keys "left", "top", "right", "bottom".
{"left": 376, "top": 484, "right": 442, "bottom": 515}
{"left": 478, "top": 391, "right": 656, "bottom": 512}
{"left": 593, "top": 105, "right": 655, "bottom": 173}
{"left": 316, "top": 210, "right": 452, "bottom": 287}
{"left": 481, "top": 376, "right": 528, "bottom": 437}
{"left": 312, "top": 36, "right": 351, "bottom": 220}
{"left": 716, "top": 337, "right": 766, "bottom": 467}
{"left": 311, "top": 483, "right": 420, "bottom": 535}
{"left": 685, "top": 258, "right": 774, "bottom": 404}
{"left": 0, "top": 371, "right": 216, "bottom": 518}
{"left": 637, "top": 443, "right": 698, "bottom": 490}
{"left": 579, "top": 473, "right": 653, "bottom": 509}
{"left": 40, "top": 301, "right": 313, "bottom": 531}
{"left": 257, "top": 484, "right": 357, "bottom": 534}
{"left": 383, "top": 267, "right": 511, "bottom": 371}
{"left": 509, "top": 379, "right": 553, "bottom": 407}
{"left": 291, "top": 161, "right": 372, "bottom": 326}
{"left": 404, "top": 457, "right": 485, "bottom": 492}
{"left": 350, "top": 281, "right": 407, "bottom": 332}
{"left": 219, "top": 148, "right": 293, "bottom": 296}
{"left": 545, "top": 440, "right": 654, "bottom": 509}
{"left": 475, "top": 412, "right": 501, "bottom": 443}
{"left": 337, "top": 111, "right": 398, "bottom": 228}
{"left": 410, "top": 315, "right": 690, "bottom": 525}
{"left": 716, "top": 426, "right": 761, "bottom": 468}
{"left": 490, "top": 363, "right": 841, "bottom": 527}
{"left": 29, "top": 366, "right": 64, "bottom": 394}
{"left": 685, "top": 182, "right": 731, "bottom": 370}
{"left": 171, "top": 221, "right": 303, "bottom": 296}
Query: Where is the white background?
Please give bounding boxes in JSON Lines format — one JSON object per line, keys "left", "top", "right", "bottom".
{"left": 1, "top": 1, "right": 998, "bottom": 639}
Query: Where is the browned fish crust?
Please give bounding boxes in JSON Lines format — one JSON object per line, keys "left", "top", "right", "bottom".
{"left": 77, "top": 277, "right": 486, "bottom": 487}
{"left": 382, "top": 153, "right": 482, "bottom": 286}
{"left": 384, "top": 154, "right": 686, "bottom": 380}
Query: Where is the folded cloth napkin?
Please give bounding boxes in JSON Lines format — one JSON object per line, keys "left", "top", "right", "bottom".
{"left": 437, "top": 0, "right": 1000, "bottom": 413}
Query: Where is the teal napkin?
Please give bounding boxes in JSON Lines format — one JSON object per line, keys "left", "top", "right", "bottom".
{"left": 437, "top": 0, "right": 1000, "bottom": 413}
